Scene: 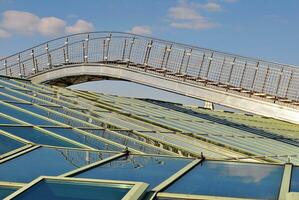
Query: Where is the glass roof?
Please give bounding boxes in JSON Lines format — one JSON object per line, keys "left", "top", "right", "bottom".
{"left": 0, "top": 76, "right": 298, "bottom": 199}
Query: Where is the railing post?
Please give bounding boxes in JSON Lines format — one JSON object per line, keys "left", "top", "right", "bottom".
{"left": 143, "top": 40, "right": 153, "bottom": 67}
{"left": 184, "top": 49, "right": 192, "bottom": 75}
{"left": 64, "top": 38, "right": 69, "bottom": 63}
{"left": 197, "top": 53, "right": 206, "bottom": 79}
{"left": 17, "top": 54, "right": 22, "bottom": 77}
{"left": 285, "top": 70, "right": 293, "bottom": 98}
{"left": 22, "top": 63, "right": 25, "bottom": 76}
{"left": 46, "top": 44, "right": 52, "bottom": 69}
{"left": 126, "top": 37, "right": 135, "bottom": 66}
{"left": 164, "top": 44, "right": 172, "bottom": 70}
{"left": 122, "top": 39, "right": 127, "bottom": 61}
{"left": 204, "top": 52, "right": 214, "bottom": 79}
{"left": 251, "top": 61, "right": 260, "bottom": 92}
{"left": 82, "top": 42, "right": 86, "bottom": 63}
{"left": 105, "top": 34, "right": 111, "bottom": 62}
{"left": 178, "top": 49, "right": 186, "bottom": 74}
{"left": 160, "top": 45, "right": 168, "bottom": 69}
{"left": 261, "top": 66, "right": 270, "bottom": 93}
{"left": 227, "top": 57, "right": 236, "bottom": 84}
{"left": 4, "top": 59, "right": 7, "bottom": 76}
{"left": 239, "top": 61, "right": 247, "bottom": 88}
{"left": 275, "top": 67, "right": 284, "bottom": 97}
{"left": 85, "top": 35, "right": 89, "bottom": 63}
{"left": 31, "top": 49, "right": 38, "bottom": 73}
{"left": 217, "top": 57, "right": 226, "bottom": 83}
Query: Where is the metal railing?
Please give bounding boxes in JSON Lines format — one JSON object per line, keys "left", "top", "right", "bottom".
{"left": 1, "top": 31, "right": 299, "bottom": 102}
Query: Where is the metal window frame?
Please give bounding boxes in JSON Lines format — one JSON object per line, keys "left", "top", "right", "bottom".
{"left": 3, "top": 176, "right": 149, "bottom": 200}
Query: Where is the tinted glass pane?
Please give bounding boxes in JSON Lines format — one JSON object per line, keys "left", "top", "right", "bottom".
{"left": 0, "top": 134, "right": 24, "bottom": 155}
{"left": 0, "top": 126, "right": 78, "bottom": 148}
{"left": 0, "top": 104, "right": 58, "bottom": 125}
{"left": 0, "top": 116, "right": 19, "bottom": 124}
{"left": 83, "top": 129, "right": 166, "bottom": 155}
{"left": 0, "top": 186, "right": 18, "bottom": 199}
{"left": 165, "top": 161, "right": 283, "bottom": 200}
{"left": 10, "top": 103, "right": 90, "bottom": 127}
{"left": 12, "top": 179, "right": 130, "bottom": 200}
{"left": 291, "top": 166, "right": 299, "bottom": 192}
{"left": 75, "top": 155, "right": 192, "bottom": 189}
{"left": 44, "top": 127, "right": 122, "bottom": 151}
{"left": 0, "top": 147, "right": 114, "bottom": 182}
{"left": 0, "top": 88, "right": 32, "bottom": 102}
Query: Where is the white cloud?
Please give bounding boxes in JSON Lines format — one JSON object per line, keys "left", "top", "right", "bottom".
{"left": 0, "top": 10, "right": 95, "bottom": 37}
{"left": 65, "top": 19, "right": 94, "bottom": 34}
{"left": 128, "top": 26, "right": 152, "bottom": 35}
{"left": 1, "top": 10, "right": 40, "bottom": 35}
{"left": 168, "top": 1, "right": 219, "bottom": 30}
{"left": 169, "top": 3, "right": 200, "bottom": 20}
{"left": 0, "top": 28, "right": 10, "bottom": 38}
{"left": 38, "top": 17, "right": 66, "bottom": 36}
{"left": 170, "top": 20, "right": 218, "bottom": 30}
{"left": 200, "top": 2, "right": 222, "bottom": 12}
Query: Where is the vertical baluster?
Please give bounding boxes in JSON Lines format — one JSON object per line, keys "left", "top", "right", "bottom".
{"left": 22, "top": 63, "right": 25, "bottom": 76}
{"left": 160, "top": 45, "right": 168, "bottom": 69}
{"left": 85, "top": 34, "right": 90, "bottom": 62}
{"left": 178, "top": 49, "right": 186, "bottom": 74}
{"left": 262, "top": 66, "right": 270, "bottom": 93}
{"left": 82, "top": 42, "right": 86, "bottom": 62}
{"left": 127, "top": 37, "right": 135, "bottom": 66}
{"left": 217, "top": 57, "right": 226, "bottom": 83}
{"left": 184, "top": 49, "right": 192, "bottom": 75}
{"left": 275, "top": 67, "right": 284, "bottom": 97}
{"left": 65, "top": 38, "right": 69, "bottom": 63}
{"left": 239, "top": 61, "right": 247, "bottom": 88}
{"left": 204, "top": 52, "right": 214, "bottom": 79}
{"left": 197, "top": 53, "right": 206, "bottom": 79}
{"left": 251, "top": 61, "right": 260, "bottom": 92}
{"left": 143, "top": 40, "right": 153, "bottom": 67}
{"left": 4, "top": 60, "right": 7, "bottom": 76}
{"left": 31, "top": 50, "right": 37, "bottom": 73}
{"left": 105, "top": 34, "right": 111, "bottom": 62}
{"left": 164, "top": 44, "right": 172, "bottom": 70}
{"left": 227, "top": 57, "right": 236, "bottom": 85}
{"left": 285, "top": 70, "right": 293, "bottom": 98}
{"left": 122, "top": 39, "right": 127, "bottom": 61}
{"left": 46, "top": 44, "right": 52, "bottom": 69}
{"left": 18, "top": 54, "right": 22, "bottom": 77}
{"left": 102, "top": 39, "right": 106, "bottom": 61}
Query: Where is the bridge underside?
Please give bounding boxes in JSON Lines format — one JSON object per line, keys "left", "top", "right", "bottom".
{"left": 29, "top": 63, "right": 299, "bottom": 125}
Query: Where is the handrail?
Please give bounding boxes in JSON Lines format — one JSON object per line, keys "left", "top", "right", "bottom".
{"left": 1, "top": 31, "right": 299, "bottom": 102}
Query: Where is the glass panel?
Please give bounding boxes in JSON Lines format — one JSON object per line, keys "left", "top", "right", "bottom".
{"left": 165, "top": 161, "right": 284, "bottom": 200}
{"left": 0, "top": 126, "right": 79, "bottom": 148}
{"left": 11, "top": 179, "right": 131, "bottom": 200}
{"left": 290, "top": 166, "right": 299, "bottom": 192}
{"left": 0, "top": 147, "right": 115, "bottom": 182}
{"left": 82, "top": 129, "right": 166, "bottom": 155}
{"left": 10, "top": 103, "right": 91, "bottom": 127}
{"left": 75, "top": 155, "right": 192, "bottom": 189}
{"left": 0, "top": 104, "right": 58, "bottom": 126}
{"left": 44, "top": 127, "right": 122, "bottom": 151}
{"left": 0, "top": 186, "right": 18, "bottom": 199}
{"left": 0, "top": 88, "right": 32, "bottom": 102}
{"left": 0, "top": 116, "right": 20, "bottom": 125}
{"left": 0, "top": 134, "right": 24, "bottom": 155}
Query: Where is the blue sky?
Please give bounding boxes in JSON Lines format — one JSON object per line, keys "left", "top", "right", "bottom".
{"left": 0, "top": 0, "right": 299, "bottom": 65}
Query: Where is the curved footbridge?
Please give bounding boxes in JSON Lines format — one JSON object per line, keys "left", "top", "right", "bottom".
{"left": 1, "top": 32, "right": 299, "bottom": 124}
